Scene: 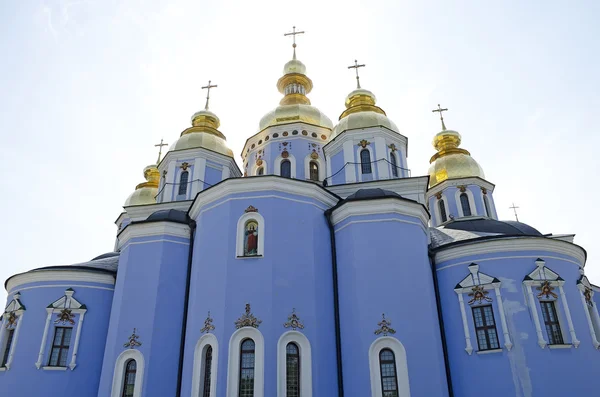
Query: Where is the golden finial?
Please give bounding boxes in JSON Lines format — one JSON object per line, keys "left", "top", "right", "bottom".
{"left": 284, "top": 26, "right": 305, "bottom": 60}
{"left": 348, "top": 59, "right": 366, "bottom": 89}
{"left": 432, "top": 104, "right": 448, "bottom": 131}
{"left": 154, "top": 138, "right": 168, "bottom": 164}
{"left": 201, "top": 80, "right": 218, "bottom": 110}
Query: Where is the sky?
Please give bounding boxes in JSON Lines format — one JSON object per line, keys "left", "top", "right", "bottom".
{"left": 1, "top": 0, "right": 599, "bottom": 300}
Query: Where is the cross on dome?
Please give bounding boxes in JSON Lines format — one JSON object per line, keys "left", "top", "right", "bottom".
{"left": 201, "top": 80, "right": 218, "bottom": 110}
{"left": 509, "top": 202, "right": 520, "bottom": 222}
{"left": 348, "top": 59, "right": 366, "bottom": 89}
{"left": 154, "top": 138, "right": 168, "bottom": 164}
{"left": 284, "top": 26, "right": 305, "bottom": 59}
{"left": 432, "top": 103, "right": 448, "bottom": 131}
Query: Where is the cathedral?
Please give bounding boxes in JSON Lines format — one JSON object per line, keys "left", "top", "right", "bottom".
{"left": 1, "top": 31, "right": 599, "bottom": 397}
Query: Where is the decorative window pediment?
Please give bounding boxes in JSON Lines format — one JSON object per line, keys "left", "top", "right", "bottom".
{"left": 36, "top": 289, "right": 87, "bottom": 370}
{"left": 454, "top": 263, "right": 512, "bottom": 354}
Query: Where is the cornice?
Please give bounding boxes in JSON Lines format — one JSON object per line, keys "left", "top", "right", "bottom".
{"left": 241, "top": 122, "right": 332, "bottom": 158}
{"left": 330, "top": 198, "right": 429, "bottom": 228}
{"left": 434, "top": 236, "right": 587, "bottom": 267}
{"left": 6, "top": 271, "right": 115, "bottom": 294}
{"left": 159, "top": 146, "right": 242, "bottom": 176}
{"left": 324, "top": 126, "right": 408, "bottom": 156}
{"left": 122, "top": 200, "right": 193, "bottom": 222}
{"left": 117, "top": 222, "right": 191, "bottom": 250}
{"left": 326, "top": 176, "right": 429, "bottom": 201}
{"left": 425, "top": 177, "right": 495, "bottom": 199}
{"left": 188, "top": 176, "right": 339, "bottom": 219}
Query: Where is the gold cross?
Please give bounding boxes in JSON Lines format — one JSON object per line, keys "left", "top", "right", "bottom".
{"left": 432, "top": 104, "right": 448, "bottom": 130}
{"left": 509, "top": 202, "right": 520, "bottom": 222}
{"left": 348, "top": 59, "right": 366, "bottom": 89}
{"left": 201, "top": 80, "right": 218, "bottom": 110}
{"left": 284, "top": 26, "right": 305, "bottom": 59}
{"left": 154, "top": 138, "right": 168, "bottom": 164}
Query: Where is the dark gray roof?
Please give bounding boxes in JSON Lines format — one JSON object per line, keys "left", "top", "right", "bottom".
{"left": 32, "top": 253, "right": 120, "bottom": 273}
{"left": 346, "top": 188, "right": 403, "bottom": 200}
{"left": 146, "top": 209, "right": 189, "bottom": 224}
{"left": 90, "top": 252, "right": 120, "bottom": 261}
{"left": 442, "top": 218, "right": 542, "bottom": 236}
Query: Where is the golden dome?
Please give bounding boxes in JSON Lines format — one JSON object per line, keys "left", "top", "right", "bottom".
{"left": 427, "top": 128, "right": 485, "bottom": 188}
{"left": 170, "top": 108, "right": 234, "bottom": 157}
{"left": 124, "top": 165, "right": 159, "bottom": 206}
{"left": 258, "top": 57, "right": 333, "bottom": 132}
{"left": 331, "top": 88, "right": 399, "bottom": 138}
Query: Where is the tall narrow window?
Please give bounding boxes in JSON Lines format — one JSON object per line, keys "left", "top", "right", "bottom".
{"left": 179, "top": 171, "right": 189, "bottom": 196}
{"left": 239, "top": 339, "right": 255, "bottom": 397}
{"left": 281, "top": 160, "right": 291, "bottom": 178}
{"left": 286, "top": 343, "right": 300, "bottom": 397}
{"left": 472, "top": 305, "right": 500, "bottom": 351}
{"left": 390, "top": 153, "right": 398, "bottom": 177}
{"left": 257, "top": 167, "right": 264, "bottom": 176}
{"left": 1, "top": 329, "right": 15, "bottom": 367}
{"left": 360, "top": 149, "right": 372, "bottom": 174}
{"left": 202, "top": 346, "right": 213, "bottom": 397}
{"left": 309, "top": 161, "right": 319, "bottom": 181}
{"left": 379, "top": 349, "right": 399, "bottom": 397}
{"left": 48, "top": 327, "right": 72, "bottom": 367}
{"left": 460, "top": 193, "right": 472, "bottom": 216}
{"left": 540, "top": 301, "right": 564, "bottom": 345}
{"left": 483, "top": 195, "right": 492, "bottom": 217}
{"left": 122, "top": 359, "right": 137, "bottom": 397}
{"left": 438, "top": 199, "right": 447, "bottom": 223}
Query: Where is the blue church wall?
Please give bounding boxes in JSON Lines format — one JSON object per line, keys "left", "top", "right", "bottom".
{"left": 0, "top": 278, "right": 114, "bottom": 396}
{"left": 97, "top": 228, "right": 190, "bottom": 397}
{"left": 434, "top": 242, "right": 600, "bottom": 397}
{"left": 330, "top": 151, "right": 345, "bottom": 185}
{"left": 204, "top": 165, "right": 223, "bottom": 188}
{"left": 332, "top": 204, "right": 449, "bottom": 397}
{"left": 180, "top": 188, "right": 338, "bottom": 397}
{"left": 428, "top": 183, "right": 498, "bottom": 226}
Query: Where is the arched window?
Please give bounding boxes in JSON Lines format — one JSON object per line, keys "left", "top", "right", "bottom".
{"left": 438, "top": 199, "right": 447, "bottom": 223}
{"left": 122, "top": 359, "right": 137, "bottom": 397}
{"left": 281, "top": 160, "right": 291, "bottom": 178}
{"left": 483, "top": 195, "right": 492, "bottom": 217}
{"left": 244, "top": 220, "right": 259, "bottom": 257}
{"left": 360, "top": 149, "right": 372, "bottom": 174}
{"left": 286, "top": 343, "right": 300, "bottom": 397}
{"left": 257, "top": 167, "right": 264, "bottom": 176}
{"left": 179, "top": 171, "right": 189, "bottom": 196}
{"left": 202, "top": 346, "right": 213, "bottom": 397}
{"left": 378, "top": 349, "right": 399, "bottom": 397}
{"left": 239, "top": 339, "right": 256, "bottom": 396}
{"left": 309, "top": 162, "right": 319, "bottom": 181}
{"left": 460, "top": 193, "right": 472, "bottom": 216}
{"left": 390, "top": 153, "right": 398, "bottom": 178}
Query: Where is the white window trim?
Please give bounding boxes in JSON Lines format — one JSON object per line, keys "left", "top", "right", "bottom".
{"left": 481, "top": 191, "right": 494, "bottom": 218}
{"left": 368, "top": 336, "right": 410, "bottom": 397}
{"left": 0, "top": 310, "right": 25, "bottom": 370}
{"left": 111, "top": 349, "right": 145, "bottom": 397}
{"left": 304, "top": 155, "right": 325, "bottom": 182}
{"left": 191, "top": 333, "right": 219, "bottom": 397}
{"left": 524, "top": 280, "right": 580, "bottom": 348}
{"left": 226, "top": 327, "right": 265, "bottom": 397}
{"left": 177, "top": 169, "right": 191, "bottom": 200}
{"left": 455, "top": 188, "right": 477, "bottom": 217}
{"left": 389, "top": 150, "right": 400, "bottom": 178}
{"left": 356, "top": 145, "right": 375, "bottom": 181}
{"left": 274, "top": 154, "right": 297, "bottom": 178}
{"left": 576, "top": 284, "right": 600, "bottom": 349}
{"left": 253, "top": 161, "right": 268, "bottom": 176}
{"left": 277, "top": 331, "right": 312, "bottom": 397}
{"left": 433, "top": 193, "right": 451, "bottom": 226}
{"left": 236, "top": 211, "right": 265, "bottom": 258}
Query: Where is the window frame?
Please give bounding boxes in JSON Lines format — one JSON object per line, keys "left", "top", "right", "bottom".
{"left": 227, "top": 327, "right": 264, "bottom": 397}
{"left": 192, "top": 333, "right": 219, "bottom": 397}
{"left": 111, "top": 349, "right": 145, "bottom": 397}
{"left": 47, "top": 326, "right": 73, "bottom": 367}
{"left": 121, "top": 359, "right": 137, "bottom": 397}
{"left": 459, "top": 193, "right": 472, "bottom": 217}
{"left": 285, "top": 342, "right": 300, "bottom": 397}
{"left": 369, "top": 337, "right": 410, "bottom": 397}
{"left": 389, "top": 152, "right": 398, "bottom": 178}
{"left": 309, "top": 161, "right": 319, "bottom": 182}
{"left": 280, "top": 160, "right": 292, "bottom": 178}
{"left": 277, "top": 330, "right": 312, "bottom": 397}
{"left": 360, "top": 149, "right": 372, "bottom": 174}
{"left": 378, "top": 348, "right": 399, "bottom": 397}
{"left": 178, "top": 170, "right": 189, "bottom": 196}
{"left": 438, "top": 199, "right": 447, "bottom": 223}
{"left": 239, "top": 338, "right": 256, "bottom": 396}
{"left": 236, "top": 212, "right": 265, "bottom": 258}
{"left": 1, "top": 329, "right": 15, "bottom": 368}
{"left": 540, "top": 300, "right": 564, "bottom": 345}
{"left": 0, "top": 293, "right": 26, "bottom": 371}
{"left": 471, "top": 305, "right": 500, "bottom": 351}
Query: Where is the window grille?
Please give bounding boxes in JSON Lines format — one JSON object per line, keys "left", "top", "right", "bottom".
{"left": 438, "top": 199, "right": 447, "bottom": 223}
{"left": 121, "top": 359, "right": 137, "bottom": 397}
{"left": 1, "top": 329, "right": 14, "bottom": 367}
{"left": 202, "top": 346, "right": 213, "bottom": 397}
{"left": 378, "top": 349, "right": 399, "bottom": 397}
{"left": 239, "top": 339, "right": 255, "bottom": 397}
{"left": 460, "top": 193, "right": 472, "bottom": 216}
{"left": 286, "top": 343, "right": 300, "bottom": 397}
{"left": 360, "top": 149, "right": 372, "bottom": 174}
{"left": 179, "top": 171, "right": 189, "bottom": 195}
{"left": 540, "top": 301, "right": 564, "bottom": 345}
{"left": 48, "top": 327, "right": 72, "bottom": 367}
{"left": 472, "top": 305, "right": 500, "bottom": 351}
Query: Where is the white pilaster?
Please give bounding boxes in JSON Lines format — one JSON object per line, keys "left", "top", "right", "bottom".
{"left": 559, "top": 285, "right": 579, "bottom": 347}
{"left": 457, "top": 293, "right": 473, "bottom": 355}
{"left": 36, "top": 310, "right": 53, "bottom": 369}
{"left": 342, "top": 140, "right": 356, "bottom": 183}
{"left": 69, "top": 310, "right": 86, "bottom": 370}
{"left": 578, "top": 290, "right": 600, "bottom": 349}
{"left": 222, "top": 165, "right": 231, "bottom": 181}
{"left": 374, "top": 137, "right": 390, "bottom": 180}
{"left": 6, "top": 312, "right": 24, "bottom": 370}
{"left": 192, "top": 158, "right": 207, "bottom": 197}
{"left": 165, "top": 161, "right": 177, "bottom": 201}
{"left": 494, "top": 287, "right": 512, "bottom": 350}
{"left": 526, "top": 284, "right": 546, "bottom": 348}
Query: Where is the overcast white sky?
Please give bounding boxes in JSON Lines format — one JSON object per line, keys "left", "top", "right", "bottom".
{"left": 1, "top": 0, "right": 599, "bottom": 300}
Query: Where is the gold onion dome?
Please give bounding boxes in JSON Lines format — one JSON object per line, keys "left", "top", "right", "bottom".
{"left": 124, "top": 164, "right": 160, "bottom": 206}
{"left": 331, "top": 88, "right": 399, "bottom": 138}
{"left": 258, "top": 57, "right": 333, "bottom": 131}
{"left": 427, "top": 128, "right": 485, "bottom": 188}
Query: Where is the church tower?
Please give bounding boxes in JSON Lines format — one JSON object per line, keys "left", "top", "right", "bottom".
{"left": 425, "top": 106, "right": 498, "bottom": 226}
{"left": 324, "top": 61, "right": 408, "bottom": 185}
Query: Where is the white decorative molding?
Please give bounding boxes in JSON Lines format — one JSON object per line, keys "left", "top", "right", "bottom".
{"left": 434, "top": 237, "right": 586, "bottom": 267}
{"left": 277, "top": 331, "right": 312, "bottom": 397}
{"left": 122, "top": 200, "right": 192, "bottom": 223}
{"left": 159, "top": 145, "right": 241, "bottom": 179}
{"left": 304, "top": 153, "right": 325, "bottom": 182}
{"left": 525, "top": 283, "right": 547, "bottom": 348}
{"left": 7, "top": 272, "right": 115, "bottom": 294}
{"left": 36, "top": 310, "right": 53, "bottom": 369}
{"left": 368, "top": 337, "right": 411, "bottom": 397}
{"left": 241, "top": 122, "right": 331, "bottom": 155}
{"left": 111, "top": 349, "right": 145, "bottom": 397}
{"left": 226, "top": 327, "right": 265, "bottom": 397}
{"left": 1, "top": 294, "right": 25, "bottom": 370}
{"left": 253, "top": 158, "right": 268, "bottom": 176}
{"left": 236, "top": 211, "right": 265, "bottom": 258}
{"left": 356, "top": 144, "right": 376, "bottom": 182}
{"left": 494, "top": 287, "right": 513, "bottom": 350}
{"left": 325, "top": 176, "right": 429, "bottom": 202}
{"left": 117, "top": 222, "right": 190, "bottom": 250}
{"left": 330, "top": 198, "right": 429, "bottom": 229}
{"left": 457, "top": 293, "right": 473, "bottom": 355}
{"left": 189, "top": 176, "right": 338, "bottom": 219}
{"left": 454, "top": 187, "right": 477, "bottom": 217}
{"left": 578, "top": 287, "right": 600, "bottom": 349}
{"left": 324, "top": 126, "right": 408, "bottom": 157}
{"left": 433, "top": 192, "right": 451, "bottom": 226}
{"left": 558, "top": 285, "right": 579, "bottom": 347}
{"left": 191, "top": 333, "right": 219, "bottom": 397}
{"left": 274, "top": 153, "right": 297, "bottom": 178}
{"left": 374, "top": 137, "right": 390, "bottom": 180}
{"left": 425, "top": 177, "right": 495, "bottom": 202}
